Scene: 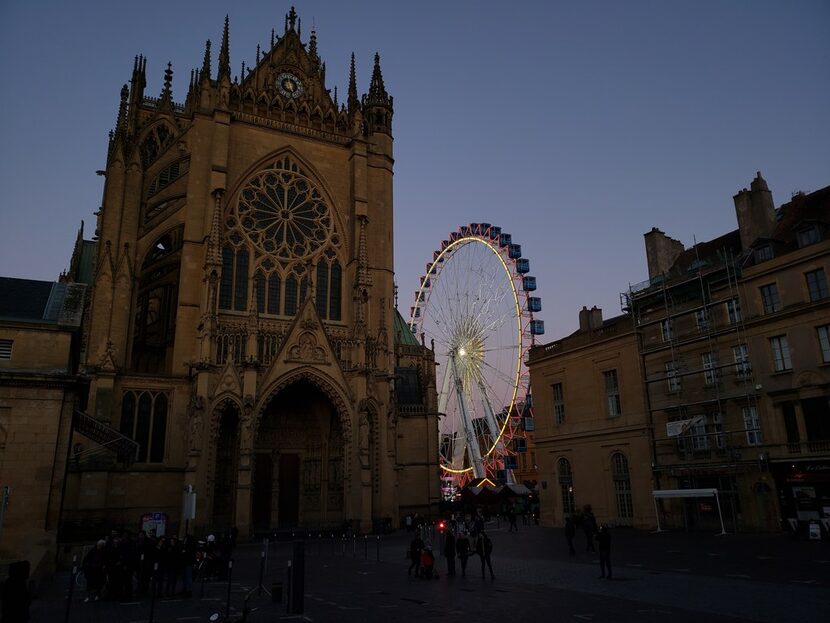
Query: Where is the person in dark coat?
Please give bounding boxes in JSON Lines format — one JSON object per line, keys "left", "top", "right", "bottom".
{"left": 443, "top": 530, "right": 456, "bottom": 576}
{"left": 180, "top": 534, "right": 196, "bottom": 597}
{"left": 408, "top": 534, "right": 424, "bottom": 577}
{"left": 475, "top": 531, "right": 495, "bottom": 579}
{"left": 455, "top": 532, "right": 471, "bottom": 577}
{"left": 82, "top": 540, "right": 107, "bottom": 602}
{"left": 596, "top": 525, "right": 612, "bottom": 579}
{"left": 1, "top": 560, "right": 31, "bottom": 622}
{"left": 564, "top": 515, "right": 576, "bottom": 556}
{"left": 582, "top": 505, "right": 597, "bottom": 553}
{"left": 152, "top": 537, "right": 168, "bottom": 598}
{"left": 165, "top": 536, "right": 182, "bottom": 597}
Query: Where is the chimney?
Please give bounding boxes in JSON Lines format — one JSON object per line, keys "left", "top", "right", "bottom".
{"left": 589, "top": 306, "right": 603, "bottom": 329}
{"left": 734, "top": 171, "right": 776, "bottom": 250}
{"left": 578, "top": 306, "right": 590, "bottom": 332}
{"left": 644, "top": 228, "right": 684, "bottom": 279}
{"left": 578, "top": 306, "right": 604, "bottom": 332}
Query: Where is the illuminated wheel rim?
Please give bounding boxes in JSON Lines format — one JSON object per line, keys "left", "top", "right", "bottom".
{"left": 409, "top": 223, "right": 541, "bottom": 491}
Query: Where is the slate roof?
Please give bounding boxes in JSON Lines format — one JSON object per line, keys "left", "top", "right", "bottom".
{"left": 0, "top": 277, "right": 56, "bottom": 322}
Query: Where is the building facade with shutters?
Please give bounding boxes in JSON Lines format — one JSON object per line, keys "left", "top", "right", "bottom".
{"left": 60, "top": 9, "right": 440, "bottom": 541}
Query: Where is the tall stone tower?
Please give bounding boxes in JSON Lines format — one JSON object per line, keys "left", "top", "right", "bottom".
{"left": 71, "top": 8, "right": 439, "bottom": 538}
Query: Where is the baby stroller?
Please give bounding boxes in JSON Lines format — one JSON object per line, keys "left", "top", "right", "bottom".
{"left": 420, "top": 546, "right": 439, "bottom": 579}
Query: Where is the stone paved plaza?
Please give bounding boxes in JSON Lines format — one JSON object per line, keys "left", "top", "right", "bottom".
{"left": 34, "top": 522, "right": 830, "bottom": 622}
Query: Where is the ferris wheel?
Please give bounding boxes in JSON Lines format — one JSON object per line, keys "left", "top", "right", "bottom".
{"left": 409, "top": 223, "right": 544, "bottom": 491}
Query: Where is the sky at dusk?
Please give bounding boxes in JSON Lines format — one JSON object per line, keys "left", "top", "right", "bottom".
{"left": 0, "top": 1, "right": 828, "bottom": 339}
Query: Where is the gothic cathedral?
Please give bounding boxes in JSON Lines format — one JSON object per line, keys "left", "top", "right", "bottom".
{"left": 67, "top": 8, "right": 440, "bottom": 538}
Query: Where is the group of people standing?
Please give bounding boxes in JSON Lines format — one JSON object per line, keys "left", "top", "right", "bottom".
{"left": 80, "top": 528, "right": 236, "bottom": 603}
{"left": 408, "top": 511, "right": 495, "bottom": 580}
{"left": 564, "top": 504, "right": 612, "bottom": 579}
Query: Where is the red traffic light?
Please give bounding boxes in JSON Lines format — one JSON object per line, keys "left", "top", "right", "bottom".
{"left": 438, "top": 520, "right": 446, "bottom": 531}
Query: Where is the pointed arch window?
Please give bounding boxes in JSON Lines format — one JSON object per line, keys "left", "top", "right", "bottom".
{"left": 121, "top": 390, "right": 168, "bottom": 463}
{"left": 284, "top": 276, "right": 298, "bottom": 316}
{"left": 267, "top": 274, "right": 281, "bottom": 314}
{"left": 222, "top": 155, "right": 345, "bottom": 321}
{"left": 132, "top": 227, "right": 182, "bottom": 373}
{"left": 329, "top": 261, "right": 342, "bottom": 321}
{"left": 219, "top": 245, "right": 249, "bottom": 312}
{"left": 558, "top": 458, "right": 576, "bottom": 515}
{"left": 316, "top": 261, "right": 329, "bottom": 318}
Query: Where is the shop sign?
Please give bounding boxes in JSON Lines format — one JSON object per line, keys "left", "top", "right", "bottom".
{"left": 140, "top": 512, "right": 168, "bottom": 537}
{"left": 808, "top": 522, "right": 822, "bottom": 540}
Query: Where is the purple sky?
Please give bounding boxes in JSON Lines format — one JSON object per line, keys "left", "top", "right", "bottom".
{"left": 1, "top": 1, "right": 828, "bottom": 339}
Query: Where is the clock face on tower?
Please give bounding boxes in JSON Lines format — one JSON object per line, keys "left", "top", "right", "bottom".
{"left": 276, "top": 72, "right": 304, "bottom": 99}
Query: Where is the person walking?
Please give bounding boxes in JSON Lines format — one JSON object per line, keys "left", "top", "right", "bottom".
{"left": 582, "top": 505, "right": 597, "bottom": 553}
{"left": 455, "top": 532, "right": 471, "bottom": 577}
{"left": 408, "top": 533, "right": 424, "bottom": 578}
{"left": 82, "top": 540, "right": 107, "bottom": 602}
{"left": 597, "top": 525, "right": 612, "bottom": 579}
{"left": 564, "top": 515, "right": 576, "bottom": 556}
{"left": 444, "top": 529, "right": 456, "bottom": 577}
{"left": 475, "top": 531, "right": 495, "bottom": 579}
{"left": 507, "top": 508, "right": 518, "bottom": 532}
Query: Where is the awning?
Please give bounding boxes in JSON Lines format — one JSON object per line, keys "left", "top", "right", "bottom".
{"left": 652, "top": 488, "right": 727, "bottom": 535}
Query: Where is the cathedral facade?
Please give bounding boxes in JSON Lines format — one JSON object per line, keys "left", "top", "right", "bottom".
{"left": 65, "top": 8, "right": 439, "bottom": 540}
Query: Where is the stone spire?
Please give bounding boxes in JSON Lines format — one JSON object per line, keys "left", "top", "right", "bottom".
{"left": 218, "top": 15, "right": 231, "bottom": 81}
{"left": 309, "top": 28, "right": 318, "bottom": 59}
{"left": 348, "top": 52, "right": 359, "bottom": 112}
{"left": 364, "top": 53, "right": 393, "bottom": 134}
{"left": 159, "top": 62, "right": 173, "bottom": 104}
{"left": 200, "top": 40, "right": 212, "bottom": 83}
{"left": 286, "top": 6, "right": 297, "bottom": 33}
{"left": 116, "top": 84, "right": 129, "bottom": 132}
{"left": 129, "top": 54, "right": 147, "bottom": 106}
{"left": 366, "top": 53, "right": 390, "bottom": 107}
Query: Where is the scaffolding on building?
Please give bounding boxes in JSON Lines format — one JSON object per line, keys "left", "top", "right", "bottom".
{"left": 621, "top": 243, "right": 766, "bottom": 531}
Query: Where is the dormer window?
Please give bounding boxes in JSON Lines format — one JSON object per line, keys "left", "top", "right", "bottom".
{"left": 797, "top": 225, "right": 820, "bottom": 249}
{"left": 754, "top": 244, "right": 773, "bottom": 262}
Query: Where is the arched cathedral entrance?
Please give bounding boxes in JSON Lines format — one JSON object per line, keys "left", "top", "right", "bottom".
{"left": 252, "top": 380, "right": 345, "bottom": 532}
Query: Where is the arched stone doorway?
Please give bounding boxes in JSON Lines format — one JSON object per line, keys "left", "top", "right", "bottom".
{"left": 211, "top": 402, "right": 240, "bottom": 530}
{"left": 252, "top": 380, "right": 345, "bottom": 531}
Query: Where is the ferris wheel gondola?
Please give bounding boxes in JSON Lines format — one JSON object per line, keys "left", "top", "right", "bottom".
{"left": 409, "top": 223, "right": 543, "bottom": 491}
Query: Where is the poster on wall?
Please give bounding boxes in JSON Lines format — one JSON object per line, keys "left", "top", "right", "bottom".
{"left": 140, "top": 512, "right": 168, "bottom": 537}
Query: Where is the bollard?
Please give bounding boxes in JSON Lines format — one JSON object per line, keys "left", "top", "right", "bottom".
{"left": 364, "top": 535, "right": 368, "bottom": 560}
{"left": 352, "top": 535, "right": 356, "bottom": 557}
{"left": 63, "top": 555, "right": 77, "bottom": 623}
{"left": 376, "top": 535, "right": 380, "bottom": 562}
{"left": 291, "top": 540, "right": 305, "bottom": 615}
{"left": 285, "top": 559, "right": 292, "bottom": 614}
{"left": 224, "top": 559, "right": 234, "bottom": 620}
{"left": 331, "top": 533, "right": 335, "bottom": 554}
{"left": 148, "top": 562, "right": 158, "bottom": 623}
{"left": 258, "top": 549, "right": 266, "bottom": 597}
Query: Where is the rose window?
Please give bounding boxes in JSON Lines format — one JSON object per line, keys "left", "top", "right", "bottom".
{"left": 234, "top": 169, "right": 334, "bottom": 260}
